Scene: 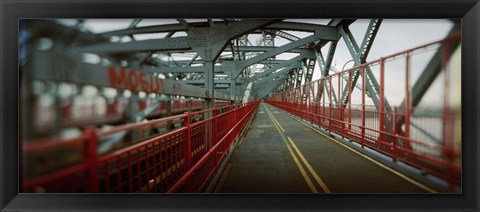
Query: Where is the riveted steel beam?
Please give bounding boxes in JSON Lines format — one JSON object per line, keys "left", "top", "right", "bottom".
{"left": 339, "top": 19, "right": 385, "bottom": 109}
{"left": 153, "top": 65, "right": 231, "bottom": 74}
{"left": 232, "top": 28, "right": 339, "bottom": 78}
{"left": 315, "top": 41, "right": 338, "bottom": 104}
{"left": 243, "top": 56, "right": 305, "bottom": 84}
{"left": 28, "top": 48, "right": 232, "bottom": 100}
{"left": 182, "top": 79, "right": 244, "bottom": 84}
{"left": 99, "top": 21, "right": 336, "bottom": 38}
{"left": 73, "top": 37, "right": 191, "bottom": 54}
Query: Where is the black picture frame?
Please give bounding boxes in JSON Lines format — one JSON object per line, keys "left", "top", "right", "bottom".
{"left": 1, "top": 0, "right": 479, "bottom": 211}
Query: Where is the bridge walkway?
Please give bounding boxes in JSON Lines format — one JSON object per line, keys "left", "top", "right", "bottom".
{"left": 214, "top": 102, "right": 434, "bottom": 193}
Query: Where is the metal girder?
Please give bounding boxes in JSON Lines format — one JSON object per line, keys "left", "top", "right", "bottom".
{"left": 243, "top": 56, "right": 304, "bottom": 84}
{"left": 183, "top": 79, "right": 243, "bottom": 84}
{"left": 233, "top": 28, "right": 339, "bottom": 78}
{"left": 28, "top": 48, "right": 232, "bottom": 100}
{"left": 303, "top": 58, "right": 316, "bottom": 83}
{"left": 215, "top": 84, "right": 234, "bottom": 88}
{"left": 315, "top": 41, "right": 338, "bottom": 104}
{"left": 235, "top": 46, "right": 312, "bottom": 55}
{"left": 359, "top": 19, "right": 382, "bottom": 62}
{"left": 293, "top": 68, "right": 303, "bottom": 103}
{"left": 252, "top": 69, "right": 291, "bottom": 86}
{"left": 154, "top": 65, "right": 230, "bottom": 74}
{"left": 255, "top": 79, "right": 285, "bottom": 96}
{"left": 159, "top": 51, "right": 288, "bottom": 62}
{"left": 77, "top": 20, "right": 279, "bottom": 59}
{"left": 301, "top": 59, "right": 316, "bottom": 103}
{"left": 339, "top": 19, "right": 386, "bottom": 109}
{"left": 188, "top": 19, "right": 280, "bottom": 62}
{"left": 99, "top": 21, "right": 335, "bottom": 38}
{"left": 258, "top": 83, "right": 283, "bottom": 99}
{"left": 287, "top": 71, "right": 296, "bottom": 90}
{"left": 176, "top": 19, "right": 189, "bottom": 27}
{"left": 268, "top": 22, "right": 338, "bottom": 32}
{"left": 295, "top": 66, "right": 303, "bottom": 87}
{"left": 73, "top": 37, "right": 191, "bottom": 54}
{"left": 254, "top": 76, "right": 287, "bottom": 91}
{"left": 204, "top": 62, "right": 215, "bottom": 108}
{"left": 265, "top": 30, "right": 300, "bottom": 41}
{"left": 99, "top": 23, "right": 186, "bottom": 37}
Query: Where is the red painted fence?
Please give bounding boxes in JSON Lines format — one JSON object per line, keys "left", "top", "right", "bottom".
{"left": 22, "top": 101, "right": 259, "bottom": 193}
{"left": 266, "top": 34, "right": 461, "bottom": 186}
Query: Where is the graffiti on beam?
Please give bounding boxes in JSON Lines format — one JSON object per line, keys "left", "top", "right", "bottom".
{"left": 108, "top": 66, "right": 165, "bottom": 93}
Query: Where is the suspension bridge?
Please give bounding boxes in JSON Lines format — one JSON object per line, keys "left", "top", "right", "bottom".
{"left": 20, "top": 19, "right": 461, "bottom": 193}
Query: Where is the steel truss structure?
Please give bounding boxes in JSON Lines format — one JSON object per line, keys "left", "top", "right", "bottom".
{"left": 20, "top": 19, "right": 461, "bottom": 192}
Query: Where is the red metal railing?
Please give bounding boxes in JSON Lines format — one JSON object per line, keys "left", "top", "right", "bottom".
{"left": 22, "top": 101, "right": 259, "bottom": 193}
{"left": 265, "top": 34, "right": 461, "bottom": 186}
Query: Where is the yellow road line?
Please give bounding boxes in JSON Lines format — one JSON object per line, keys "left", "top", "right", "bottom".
{"left": 287, "top": 136, "right": 331, "bottom": 193}
{"left": 284, "top": 138, "right": 319, "bottom": 193}
{"left": 265, "top": 105, "right": 331, "bottom": 193}
{"left": 266, "top": 106, "right": 285, "bottom": 132}
{"left": 263, "top": 104, "right": 318, "bottom": 193}
{"left": 280, "top": 109, "right": 438, "bottom": 193}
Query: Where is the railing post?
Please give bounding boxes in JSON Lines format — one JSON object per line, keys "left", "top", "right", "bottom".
{"left": 84, "top": 127, "right": 98, "bottom": 193}
{"left": 322, "top": 79, "right": 326, "bottom": 128}
{"left": 379, "top": 59, "right": 385, "bottom": 144}
{"left": 329, "top": 76, "right": 333, "bottom": 133}
{"left": 183, "top": 112, "right": 192, "bottom": 192}
{"left": 348, "top": 70, "right": 352, "bottom": 131}
{"left": 393, "top": 107, "right": 397, "bottom": 162}
{"left": 361, "top": 66, "right": 366, "bottom": 148}
{"left": 442, "top": 42, "right": 455, "bottom": 188}
{"left": 338, "top": 74, "right": 341, "bottom": 134}
{"left": 184, "top": 112, "right": 192, "bottom": 170}
{"left": 405, "top": 53, "right": 411, "bottom": 140}
{"left": 213, "top": 108, "right": 218, "bottom": 146}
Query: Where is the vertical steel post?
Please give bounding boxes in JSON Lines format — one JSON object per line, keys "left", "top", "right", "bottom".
{"left": 204, "top": 61, "right": 215, "bottom": 110}
{"left": 307, "top": 83, "right": 311, "bottom": 122}
{"left": 338, "top": 74, "right": 342, "bottom": 138}
{"left": 316, "top": 80, "right": 320, "bottom": 125}
{"left": 230, "top": 79, "right": 236, "bottom": 105}
{"left": 167, "top": 95, "right": 173, "bottom": 130}
{"left": 329, "top": 76, "right": 333, "bottom": 132}
{"left": 322, "top": 79, "right": 326, "bottom": 128}
{"left": 348, "top": 70, "right": 352, "bottom": 130}
{"left": 393, "top": 106, "right": 397, "bottom": 162}
{"left": 379, "top": 59, "right": 385, "bottom": 143}
{"left": 184, "top": 112, "right": 192, "bottom": 169}
{"left": 361, "top": 66, "right": 366, "bottom": 148}
{"left": 84, "top": 127, "right": 98, "bottom": 193}
{"left": 405, "top": 53, "right": 411, "bottom": 142}
{"left": 305, "top": 82, "right": 312, "bottom": 122}
{"left": 442, "top": 42, "right": 454, "bottom": 187}
{"left": 183, "top": 112, "right": 192, "bottom": 191}
{"left": 213, "top": 108, "right": 218, "bottom": 146}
